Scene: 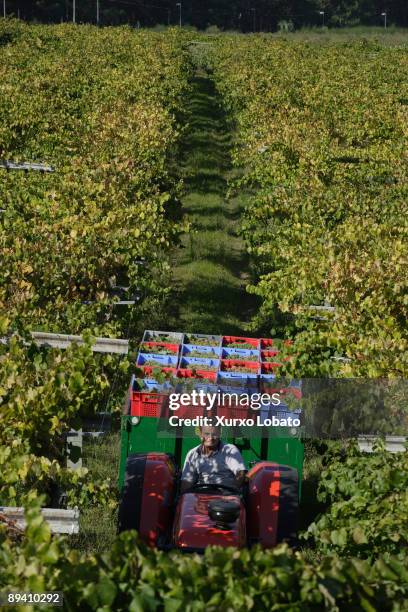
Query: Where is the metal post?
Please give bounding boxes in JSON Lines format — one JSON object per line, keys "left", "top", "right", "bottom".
{"left": 381, "top": 12, "right": 387, "bottom": 28}
{"left": 96, "top": 0, "right": 100, "bottom": 25}
{"left": 319, "top": 10, "right": 325, "bottom": 26}
{"left": 176, "top": 2, "right": 181, "bottom": 27}
{"left": 3, "top": 0, "right": 5, "bottom": 18}
{"left": 73, "top": 0, "right": 76, "bottom": 23}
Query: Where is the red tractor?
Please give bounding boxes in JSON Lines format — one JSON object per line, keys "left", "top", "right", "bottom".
{"left": 117, "top": 451, "right": 299, "bottom": 551}
{"left": 118, "top": 330, "right": 303, "bottom": 551}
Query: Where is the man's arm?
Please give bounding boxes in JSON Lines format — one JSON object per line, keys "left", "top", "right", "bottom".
{"left": 225, "top": 445, "right": 247, "bottom": 488}
{"left": 235, "top": 470, "right": 247, "bottom": 488}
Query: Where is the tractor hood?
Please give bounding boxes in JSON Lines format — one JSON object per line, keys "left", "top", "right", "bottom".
{"left": 173, "top": 493, "right": 246, "bottom": 551}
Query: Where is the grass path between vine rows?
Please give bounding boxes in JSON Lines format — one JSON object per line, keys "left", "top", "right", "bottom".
{"left": 167, "top": 61, "right": 259, "bottom": 335}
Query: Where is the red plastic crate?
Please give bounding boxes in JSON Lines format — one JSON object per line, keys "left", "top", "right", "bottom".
{"left": 139, "top": 341, "right": 180, "bottom": 355}
{"left": 258, "top": 384, "right": 303, "bottom": 400}
{"left": 260, "top": 338, "right": 293, "bottom": 349}
{"left": 220, "top": 359, "right": 260, "bottom": 374}
{"left": 222, "top": 336, "right": 260, "bottom": 350}
{"left": 168, "top": 389, "right": 210, "bottom": 418}
{"left": 284, "top": 386, "right": 302, "bottom": 400}
{"left": 261, "top": 362, "right": 283, "bottom": 374}
{"left": 174, "top": 405, "right": 208, "bottom": 418}
{"left": 130, "top": 391, "right": 168, "bottom": 417}
{"left": 194, "top": 371, "right": 218, "bottom": 381}
{"left": 261, "top": 350, "right": 280, "bottom": 361}
{"left": 260, "top": 383, "right": 278, "bottom": 393}
{"left": 141, "top": 366, "right": 177, "bottom": 378}
{"left": 177, "top": 369, "right": 217, "bottom": 382}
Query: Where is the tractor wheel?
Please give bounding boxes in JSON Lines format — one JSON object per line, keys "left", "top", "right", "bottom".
{"left": 117, "top": 453, "right": 147, "bottom": 533}
{"left": 276, "top": 464, "right": 298, "bottom": 545}
{"left": 247, "top": 462, "right": 299, "bottom": 547}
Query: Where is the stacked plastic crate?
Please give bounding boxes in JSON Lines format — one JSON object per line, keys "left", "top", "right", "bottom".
{"left": 130, "top": 331, "right": 299, "bottom": 418}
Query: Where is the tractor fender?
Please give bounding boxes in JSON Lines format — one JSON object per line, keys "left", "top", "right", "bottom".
{"left": 117, "top": 452, "right": 177, "bottom": 546}
{"left": 247, "top": 462, "right": 298, "bottom": 547}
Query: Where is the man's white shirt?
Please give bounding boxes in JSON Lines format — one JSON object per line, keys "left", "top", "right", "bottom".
{"left": 181, "top": 441, "right": 246, "bottom": 489}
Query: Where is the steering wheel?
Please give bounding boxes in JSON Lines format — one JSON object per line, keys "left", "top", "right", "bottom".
{"left": 183, "top": 482, "right": 240, "bottom": 495}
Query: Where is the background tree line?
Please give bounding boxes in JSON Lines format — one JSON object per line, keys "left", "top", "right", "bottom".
{"left": 3, "top": 0, "right": 408, "bottom": 29}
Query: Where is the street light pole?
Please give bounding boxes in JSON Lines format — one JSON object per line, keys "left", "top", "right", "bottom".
{"left": 176, "top": 2, "right": 181, "bottom": 27}
{"left": 381, "top": 11, "right": 387, "bottom": 28}
{"left": 73, "top": 0, "right": 76, "bottom": 23}
{"left": 319, "top": 10, "right": 325, "bottom": 27}
{"left": 3, "top": 0, "right": 6, "bottom": 18}
{"left": 96, "top": 0, "right": 100, "bottom": 25}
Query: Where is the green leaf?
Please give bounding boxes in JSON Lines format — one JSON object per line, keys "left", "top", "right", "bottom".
{"left": 97, "top": 575, "right": 117, "bottom": 606}
{"left": 353, "top": 527, "right": 368, "bottom": 545}
{"left": 164, "top": 599, "right": 183, "bottom": 612}
{"left": 330, "top": 528, "right": 348, "bottom": 547}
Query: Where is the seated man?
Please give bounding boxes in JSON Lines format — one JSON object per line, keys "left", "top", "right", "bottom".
{"left": 180, "top": 425, "right": 247, "bottom": 493}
